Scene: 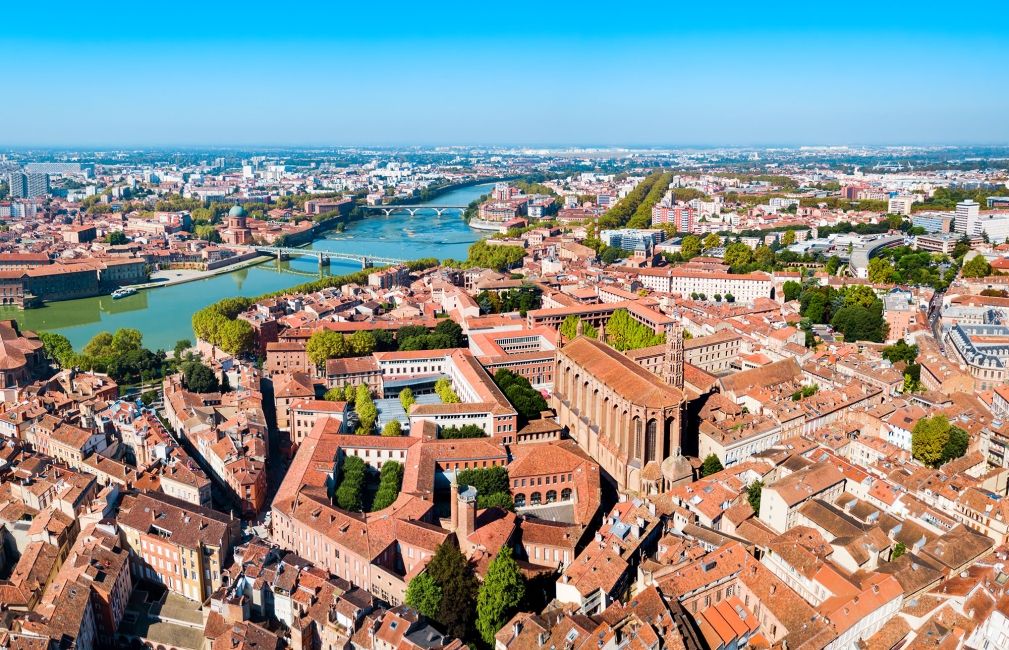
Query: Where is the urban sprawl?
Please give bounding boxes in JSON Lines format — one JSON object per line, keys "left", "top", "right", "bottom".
{"left": 3, "top": 147, "right": 1009, "bottom": 650}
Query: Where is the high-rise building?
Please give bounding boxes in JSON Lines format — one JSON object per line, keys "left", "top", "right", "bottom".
{"left": 7, "top": 172, "right": 26, "bottom": 198}
{"left": 955, "top": 199, "right": 980, "bottom": 234}
{"left": 26, "top": 172, "right": 50, "bottom": 198}
{"left": 8, "top": 171, "right": 50, "bottom": 198}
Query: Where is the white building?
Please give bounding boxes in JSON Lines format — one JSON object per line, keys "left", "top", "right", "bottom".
{"left": 955, "top": 199, "right": 980, "bottom": 234}
{"left": 636, "top": 268, "right": 773, "bottom": 303}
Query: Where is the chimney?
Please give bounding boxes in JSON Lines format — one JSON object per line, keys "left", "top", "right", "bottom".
{"left": 450, "top": 480, "right": 460, "bottom": 531}
{"left": 458, "top": 485, "right": 478, "bottom": 542}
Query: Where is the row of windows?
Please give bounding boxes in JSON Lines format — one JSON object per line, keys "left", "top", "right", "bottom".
{"left": 514, "top": 489, "right": 572, "bottom": 506}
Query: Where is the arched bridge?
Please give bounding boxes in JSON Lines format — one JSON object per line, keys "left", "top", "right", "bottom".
{"left": 362, "top": 204, "right": 468, "bottom": 217}
{"left": 256, "top": 247, "right": 406, "bottom": 269}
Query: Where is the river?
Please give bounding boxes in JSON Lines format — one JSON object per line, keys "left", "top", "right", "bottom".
{"left": 1, "top": 182, "right": 495, "bottom": 351}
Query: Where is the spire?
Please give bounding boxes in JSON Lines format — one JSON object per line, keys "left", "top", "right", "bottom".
{"left": 598, "top": 319, "right": 606, "bottom": 344}
{"left": 576, "top": 318, "right": 584, "bottom": 338}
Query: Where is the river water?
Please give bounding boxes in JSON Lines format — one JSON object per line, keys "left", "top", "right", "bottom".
{"left": 2, "top": 182, "right": 494, "bottom": 351}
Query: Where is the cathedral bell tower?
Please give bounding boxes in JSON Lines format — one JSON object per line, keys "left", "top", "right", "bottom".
{"left": 663, "top": 323, "right": 684, "bottom": 390}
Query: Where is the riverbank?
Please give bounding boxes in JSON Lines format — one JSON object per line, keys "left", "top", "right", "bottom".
{"left": 6, "top": 182, "right": 498, "bottom": 350}
{"left": 130, "top": 254, "right": 275, "bottom": 290}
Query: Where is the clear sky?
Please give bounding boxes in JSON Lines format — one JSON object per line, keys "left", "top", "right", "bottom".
{"left": 4, "top": 0, "right": 1008, "bottom": 147}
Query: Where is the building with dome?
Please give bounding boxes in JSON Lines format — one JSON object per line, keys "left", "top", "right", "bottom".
{"left": 223, "top": 204, "right": 253, "bottom": 245}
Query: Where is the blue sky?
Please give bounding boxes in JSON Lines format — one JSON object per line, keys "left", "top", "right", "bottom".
{"left": 3, "top": 0, "right": 1008, "bottom": 146}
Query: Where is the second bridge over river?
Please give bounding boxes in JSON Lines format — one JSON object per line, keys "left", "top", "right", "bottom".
{"left": 255, "top": 246, "right": 406, "bottom": 269}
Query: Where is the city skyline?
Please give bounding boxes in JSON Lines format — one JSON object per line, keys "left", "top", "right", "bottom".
{"left": 4, "top": 0, "right": 1009, "bottom": 146}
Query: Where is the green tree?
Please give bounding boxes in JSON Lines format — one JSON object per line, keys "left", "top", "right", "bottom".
{"left": 382, "top": 420, "right": 403, "bottom": 436}
{"left": 747, "top": 480, "right": 764, "bottom": 513}
{"left": 701, "top": 454, "right": 724, "bottom": 477}
{"left": 942, "top": 426, "right": 969, "bottom": 464}
{"left": 371, "top": 461, "right": 404, "bottom": 510}
{"left": 218, "top": 319, "right": 255, "bottom": 356}
{"left": 702, "top": 233, "right": 721, "bottom": 251}
{"left": 782, "top": 280, "right": 803, "bottom": 302}
{"left": 494, "top": 369, "right": 548, "bottom": 424}
{"left": 306, "top": 330, "right": 349, "bottom": 368}
{"left": 435, "top": 378, "right": 461, "bottom": 403}
{"left": 912, "top": 414, "right": 952, "bottom": 468}
{"left": 323, "top": 386, "right": 345, "bottom": 401}
{"left": 891, "top": 542, "right": 907, "bottom": 560}
{"left": 440, "top": 424, "right": 487, "bottom": 439}
{"left": 882, "top": 340, "right": 919, "bottom": 365}
{"left": 194, "top": 224, "right": 222, "bottom": 243}
{"left": 559, "top": 315, "right": 597, "bottom": 341}
{"left": 183, "top": 361, "right": 219, "bottom": 393}
{"left": 355, "top": 384, "right": 378, "bottom": 434}
{"left": 680, "top": 235, "right": 701, "bottom": 260}
{"left": 476, "top": 547, "right": 526, "bottom": 645}
{"left": 405, "top": 572, "right": 443, "bottom": 620}
{"left": 349, "top": 330, "right": 377, "bottom": 355}
{"left": 600, "top": 246, "right": 623, "bottom": 265}
{"left": 867, "top": 257, "right": 895, "bottom": 284}
{"left": 962, "top": 255, "right": 993, "bottom": 278}
{"left": 426, "top": 541, "right": 478, "bottom": 639}
{"left": 83, "top": 332, "right": 115, "bottom": 359}
{"left": 825, "top": 256, "right": 842, "bottom": 275}
{"left": 844, "top": 285, "right": 878, "bottom": 310}
{"left": 605, "top": 309, "right": 665, "bottom": 351}
{"left": 112, "top": 328, "right": 143, "bottom": 353}
{"left": 433, "top": 319, "right": 464, "bottom": 347}
{"left": 173, "top": 339, "right": 193, "bottom": 359}
{"left": 723, "top": 242, "right": 753, "bottom": 268}
{"left": 106, "top": 231, "right": 128, "bottom": 245}
{"left": 38, "top": 331, "right": 75, "bottom": 368}
{"left": 335, "top": 455, "right": 365, "bottom": 511}
{"left": 399, "top": 387, "right": 416, "bottom": 412}
{"left": 780, "top": 230, "right": 796, "bottom": 246}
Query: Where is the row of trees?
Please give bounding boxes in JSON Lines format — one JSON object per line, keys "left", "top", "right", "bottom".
{"left": 191, "top": 297, "right": 256, "bottom": 356}
{"left": 405, "top": 540, "right": 525, "bottom": 645}
{"left": 596, "top": 171, "right": 667, "bottom": 230}
{"left": 444, "top": 240, "right": 526, "bottom": 272}
{"left": 39, "top": 328, "right": 191, "bottom": 387}
{"left": 475, "top": 287, "right": 542, "bottom": 316}
{"left": 371, "top": 461, "right": 404, "bottom": 511}
{"left": 306, "top": 330, "right": 379, "bottom": 367}
{"left": 625, "top": 172, "right": 675, "bottom": 229}
{"left": 440, "top": 424, "right": 487, "bottom": 439}
{"left": 494, "top": 369, "right": 548, "bottom": 425}
{"left": 306, "top": 320, "right": 466, "bottom": 369}
{"left": 334, "top": 456, "right": 368, "bottom": 511}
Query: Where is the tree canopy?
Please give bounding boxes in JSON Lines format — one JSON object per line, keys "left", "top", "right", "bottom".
{"left": 701, "top": 454, "right": 724, "bottom": 477}
{"left": 476, "top": 547, "right": 526, "bottom": 645}
{"left": 425, "top": 541, "right": 478, "bottom": 639}
{"left": 912, "top": 414, "right": 969, "bottom": 468}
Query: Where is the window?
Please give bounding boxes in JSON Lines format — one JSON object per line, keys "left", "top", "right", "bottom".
{"left": 561, "top": 488, "right": 572, "bottom": 501}
{"left": 514, "top": 494, "right": 526, "bottom": 507}
{"left": 546, "top": 490, "right": 557, "bottom": 504}
{"left": 531, "top": 492, "right": 542, "bottom": 506}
